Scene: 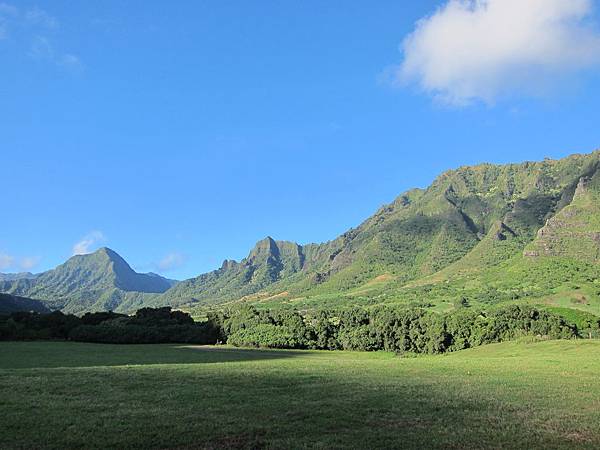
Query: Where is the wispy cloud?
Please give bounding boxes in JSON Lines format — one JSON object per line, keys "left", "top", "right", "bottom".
{"left": 25, "top": 6, "right": 58, "bottom": 29}
{"left": 0, "top": 253, "right": 14, "bottom": 270}
{"left": 0, "top": 253, "right": 41, "bottom": 272}
{"left": 72, "top": 231, "right": 106, "bottom": 256}
{"left": 156, "top": 252, "right": 187, "bottom": 272}
{"left": 19, "top": 256, "right": 41, "bottom": 271}
{"left": 395, "top": 0, "right": 600, "bottom": 105}
{"left": 29, "top": 35, "right": 84, "bottom": 72}
{"left": 58, "top": 53, "right": 83, "bottom": 71}
{"left": 0, "top": 2, "right": 17, "bottom": 39}
{"left": 0, "top": 3, "right": 82, "bottom": 71}
{"left": 29, "top": 35, "right": 52, "bottom": 58}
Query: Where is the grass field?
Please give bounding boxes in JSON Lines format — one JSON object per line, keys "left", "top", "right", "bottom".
{"left": 2, "top": 340, "right": 600, "bottom": 449}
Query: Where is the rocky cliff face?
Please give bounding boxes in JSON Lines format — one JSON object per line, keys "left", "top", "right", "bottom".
{"left": 524, "top": 172, "right": 600, "bottom": 261}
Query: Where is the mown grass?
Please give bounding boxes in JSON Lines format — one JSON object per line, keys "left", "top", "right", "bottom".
{"left": 2, "top": 340, "right": 600, "bottom": 449}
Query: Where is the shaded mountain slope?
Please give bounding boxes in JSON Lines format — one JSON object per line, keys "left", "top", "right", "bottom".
{"left": 0, "top": 293, "right": 51, "bottom": 314}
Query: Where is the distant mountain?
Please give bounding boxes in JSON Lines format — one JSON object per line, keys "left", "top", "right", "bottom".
{"left": 146, "top": 272, "right": 179, "bottom": 288}
{"left": 0, "top": 293, "right": 50, "bottom": 314}
{"left": 0, "top": 272, "right": 37, "bottom": 282}
{"left": 0, "top": 248, "right": 173, "bottom": 314}
{"left": 2, "top": 150, "right": 600, "bottom": 314}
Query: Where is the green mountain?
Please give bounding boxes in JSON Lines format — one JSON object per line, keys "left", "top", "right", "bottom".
{"left": 2, "top": 150, "right": 600, "bottom": 315}
{"left": 158, "top": 150, "right": 600, "bottom": 312}
{"left": 0, "top": 248, "right": 174, "bottom": 314}
{"left": 0, "top": 293, "right": 50, "bottom": 314}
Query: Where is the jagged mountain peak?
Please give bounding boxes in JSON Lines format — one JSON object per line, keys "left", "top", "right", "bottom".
{"left": 249, "top": 236, "right": 280, "bottom": 258}
{"left": 248, "top": 237, "right": 302, "bottom": 261}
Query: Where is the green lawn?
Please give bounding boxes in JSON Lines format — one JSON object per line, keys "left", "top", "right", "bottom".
{"left": 2, "top": 340, "right": 600, "bottom": 449}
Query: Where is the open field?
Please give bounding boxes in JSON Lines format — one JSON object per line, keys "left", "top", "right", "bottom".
{"left": 2, "top": 341, "right": 600, "bottom": 449}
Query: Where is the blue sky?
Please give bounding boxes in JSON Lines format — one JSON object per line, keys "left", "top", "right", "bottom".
{"left": 2, "top": 0, "right": 600, "bottom": 279}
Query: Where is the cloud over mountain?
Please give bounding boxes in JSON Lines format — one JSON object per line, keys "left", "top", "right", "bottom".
{"left": 72, "top": 231, "right": 106, "bottom": 255}
{"left": 398, "top": 0, "right": 600, "bottom": 105}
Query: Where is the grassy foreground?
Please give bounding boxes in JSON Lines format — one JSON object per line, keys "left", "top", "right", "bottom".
{"left": 2, "top": 341, "right": 600, "bottom": 449}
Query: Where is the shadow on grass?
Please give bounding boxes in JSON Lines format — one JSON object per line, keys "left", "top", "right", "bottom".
{"left": 0, "top": 342, "right": 303, "bottom": 369}
{"left": 1, "top": 357, "right": 595, "bottom": 450}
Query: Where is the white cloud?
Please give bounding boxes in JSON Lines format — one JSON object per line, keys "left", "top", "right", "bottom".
{"left": 72, "top": 231, "right": 106, "bottom": 256}
{"left": 156, "top": 252, "right": 186, "bottom": 272}
{"left": 397, "top": 0, "right": 600, "bottom": 105}
{"left": 0, "top": 253, "right": 14, "bottom": 270}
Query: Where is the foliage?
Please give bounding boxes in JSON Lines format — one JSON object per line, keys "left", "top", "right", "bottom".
{"left": 0, "top": 311, "right": 80, "bottom": 340}
{"left": 215, "top": 305, "right": 580, "bottom": 354}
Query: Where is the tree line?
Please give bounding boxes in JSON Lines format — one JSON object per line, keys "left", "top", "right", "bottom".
{"left": 1, "top": 304, "right": 598, "bottom": 354}
{"left": 0, "top": 307, "right": 218, "bottom": 344}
